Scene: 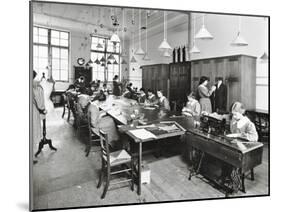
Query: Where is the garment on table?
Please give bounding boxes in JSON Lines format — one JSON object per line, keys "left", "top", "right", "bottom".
{"left": 112, "top": 80, "right": 122, "bottom": 96}
{"left": 33, "top": 81, "right": 45, "bottom": 145}
{"left": 211, "top": 83, "right": 227, "bottom": 113}
{"left": 123, "top": 90, "right": 133, "bottom": 99}
{"left": 158, "top": 96, "right": 171, "bottom": 111}
{"left": 88, "top": 103, "right": 120, "bottom": 148}
{"left": 40, "top": 79, "right": 54, "bottom": 113}
{"left": 230, "top": 116, "right": 258, "bottom": 142}
{"left": 197, "top": 84, "right": 212, "bottom": 114}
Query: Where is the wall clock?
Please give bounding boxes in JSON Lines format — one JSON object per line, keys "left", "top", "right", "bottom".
{"left": 77, "top": 58, "right": 85, "bottom": 66}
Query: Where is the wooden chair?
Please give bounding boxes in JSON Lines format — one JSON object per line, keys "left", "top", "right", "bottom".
{"left": 73, "top": 102, "right": 88, "bottom": 134}
{"left": 97, "top": 130, "right": 134, "bottom": 199}
{"left": 85, "top": 114, "right": 100, "bottom": 157}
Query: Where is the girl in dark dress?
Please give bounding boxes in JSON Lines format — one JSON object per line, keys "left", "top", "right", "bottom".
{"left": 112, "top": 75, "right": 122, "bottom": 97}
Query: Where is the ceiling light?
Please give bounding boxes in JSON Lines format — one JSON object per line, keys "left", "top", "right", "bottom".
{"left": 231, "top": 17, "right": 248, "bottom": 46}
{"left": 195, "top": 14, "right": 213, "bottom": 40}
{"left": 110, "top": 32, "right": 120, "bottom": 43}
{"left": 190, "top": 14, "right": 201, "bottom": 54}
{"left": 113, "top": 60, "right": 118, "bottom": 65}
{"left": 162, "top": 49, "right": 171, "bottom": 57}
{"left": 121, "top": 59, "right": 127, "bottom": 64}
{"left": 143, "top": 53, "right": 151, "bottom": 60}
{"left": 130, "top": 55, "right": 137, "bottom": 63}
{"left": 94, "top": 58, "right": 100, "bottom": 64}
{"left": 107, "top": 53, "right": 115, "bottom": 60}
{"left": 260, "top": 52, "right": 268, "bottom": 60}
{"left": 158, "top": 11, "right": 172, "bottom": 51}
{"left": 96, "top": 43, "right": 103, "bottom": 49}
{"left": 189, "top": 43, "right": 200, "bottom": 53}
{"left": 100, "top": 56, "right": 106, "bottom": 62}
{"left": 107, "top": 60, "right": 112, "bottom": 65}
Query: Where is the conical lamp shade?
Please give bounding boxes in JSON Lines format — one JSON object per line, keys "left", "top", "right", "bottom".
{"left": 231, "top": 32, "right": 248, "bottom": 46}
{"left": 110, "top": 32, "right": 120, "bottom": 43}
{"left": 162, "top": 49, "right": 171, "bottom": 57}
{"left": 143, "top": 53, "right": 151, "bottom": 60}
{"left": 94, "top": 58, "right": 100, "bottom": 64}
{"left": 190, "top": 44, "right": 200, "bottom": 54}
{"left": 107, "top": 60, "right": 112, "bottom": 65}
{"left": 87, "top": 59, "right": 93, "bottom": 65}
{"left": 121, "top": 59, "right": 127, "bottom": 64}
{"left": 130, "top": 55, "right": 137, "bottom": 63}
{"left": 100, "top": 56, "right": 106, "bottom": 62}
{"left": 121, "top": 51, "right": 127, "bottom": 57}
{"left": 195, "top": 25, "right": 214, "bottom": 39}
{"left": 107, "top": 53, "right": 115, "bottom": 60}
{"left": 113, "top": 60, "right": 118, "bottom": 65}
{"left": 158, "top": 39, "right": 172, "bottom": 51}
{"left": 260, "top": 52, "right": 268, "bottom": 60}
{"left": 101, "top": 63, "right": 105, "bottom": 67}
{"left": 135, "top": 46, "right": 145, "bottom": 55}
{"left": 96, "top": 43, "right": 103, "bottom": 49}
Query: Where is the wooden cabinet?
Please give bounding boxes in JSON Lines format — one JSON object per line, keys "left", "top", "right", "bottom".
{"left": 141, "top": 64, "right": 169, "bottom": 97}
{"left": 169, "top": 62, "right": 191, "bottom": 105}
{"left": 190, "top": 55, "right": 256, "bottom": 110}
{"left": 74, "top": 66, "right": 92, "bottom": 85}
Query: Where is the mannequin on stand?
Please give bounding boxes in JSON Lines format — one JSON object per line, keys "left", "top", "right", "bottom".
{"left": 33, "top": 71, "right": 57, "bottom": 158}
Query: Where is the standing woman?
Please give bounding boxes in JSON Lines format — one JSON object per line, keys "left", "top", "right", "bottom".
{"left": 112, "top": 75, "right": 122, "bottom": 97}
{"left": 197, "top": 76, "right": 216, "bottom": 114}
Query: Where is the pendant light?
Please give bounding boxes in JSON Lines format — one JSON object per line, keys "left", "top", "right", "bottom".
{"left": 110, "top": 9, "right": 120, "bottom": 43}
{"left": 107, "top": 53, "right": 115, "bottom": 61}
{"left": 158, "top": 11, "right": 172, "bottom": 51}
{"left": 100, "top": 56, "right": 106, "bottom": 62}
{"left": 87, "top": 59, "right": 93, "bottom": 66}
{"left": 113, "top": 60, "right": 118, "bottom": 65}
{"left": 260, "top": 18, "right": 268, "bottom": 61}
{"left": 107, "top": 60, "right": 112, "bottom": 65}
{"left": 121, "top": 59, "right": 127, "bottom": 64}
{"left": 143, "top": 11, "right": 151, "bottom": 61}
{"left": 190, "top": 14, "right": 200, "bottom": 54}
{"left": 135, "top": 9, "right": 145, "bottom": 55}
{"left": 94, "top": 58, "right": 100, "bottom": 64}
{"left": 96, "top": 38, "right": 103, "bottom": 49}
{"left": 195, "top": 14, "right": 213, "bottom": 40}
{"left": 130, "top": 16, "right": 137, "bottom": 63}
{"left": 231, "top": 16, "right": 248, "bottom": 46}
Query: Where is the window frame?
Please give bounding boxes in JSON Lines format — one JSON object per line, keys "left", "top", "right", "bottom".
{"left": 90, "top": 35, "right": 121, "bottom": 83}
{"left": 33, "top": 25, "right": 70, "bottom": 82}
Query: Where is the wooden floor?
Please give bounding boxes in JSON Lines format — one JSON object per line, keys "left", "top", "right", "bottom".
{"left": 32, "top": 107, "right": 269, "bottom": 210}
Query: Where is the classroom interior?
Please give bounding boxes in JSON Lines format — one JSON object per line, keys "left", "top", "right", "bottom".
{"left": 31, "top": 1, "right": 269, "bottom": 211}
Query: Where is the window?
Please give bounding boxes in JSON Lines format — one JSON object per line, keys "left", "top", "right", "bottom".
{"left": 256, "top": 62, "right": 268, "bottom": 111}
{"left": 90, "top": 36, "right": 120, "bottom": 82}
{"left": 33, "top": 26, "right": 69, "bottom": 81}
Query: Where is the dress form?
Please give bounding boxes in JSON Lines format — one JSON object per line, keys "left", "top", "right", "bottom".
{"left": 40, "top": 75, "right": 54, "bottom": 113}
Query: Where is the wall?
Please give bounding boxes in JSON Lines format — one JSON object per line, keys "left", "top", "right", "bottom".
{"left": 129, "top": 13, "right": 269, "bottom": 111}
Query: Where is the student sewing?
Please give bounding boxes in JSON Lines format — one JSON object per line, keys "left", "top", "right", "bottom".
{"left": 227, "top": 101, "right": 258, "bottom": 142}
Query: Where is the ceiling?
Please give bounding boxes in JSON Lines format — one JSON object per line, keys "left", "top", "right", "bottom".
{"left": 33, "top": 2, "right": 190, "bottom": 40}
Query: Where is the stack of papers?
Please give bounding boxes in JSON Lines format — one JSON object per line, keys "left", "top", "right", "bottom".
{"left": 129, "top": 129, "right": 157, "bottom": 140}
{"left": 158, "top": 124, "right": 179, "bottom": 132}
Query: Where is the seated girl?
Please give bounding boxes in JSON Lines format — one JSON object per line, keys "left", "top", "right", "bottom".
{"left": 156, "top": 90, "right": 171, "bottom": 111}
{"left": 87, "top": 94, "right": 120, "bottom": 149}
{"left": 182, "top": 92, "right": 201, "bottom": 120}
{"left": 227, "top": 101, "right": 258, "bottom": 142}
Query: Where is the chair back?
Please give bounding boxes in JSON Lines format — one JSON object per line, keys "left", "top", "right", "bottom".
{"left": 99, "top": 130, "right": 110, "bottom": 164}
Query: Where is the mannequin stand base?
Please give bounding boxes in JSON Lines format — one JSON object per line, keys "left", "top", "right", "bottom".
{"left": 35, "top": 137, "right": 57, "bottom": 157}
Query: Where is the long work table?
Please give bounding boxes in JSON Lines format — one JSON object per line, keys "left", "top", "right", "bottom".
{"left": 97, "top": 95, "right": 264, "bottom": 196}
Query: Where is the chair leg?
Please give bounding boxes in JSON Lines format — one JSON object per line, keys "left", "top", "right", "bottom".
{"left": 250, "top": 168, "right": 255, "bottom": 181}
{"left": 62, "top": 104, "right": 66, "bottom": 118}
{"left": 101, "top": 165, "right": 110, "bottom": 199}
{"left": 131, "top": 160, "right": 134, "bottom": 191}
{"left": 97, "top": 160, "right": 104, "bottom": 189}
{"left": 67, "top": 107, "right": 71, "bottom": 122}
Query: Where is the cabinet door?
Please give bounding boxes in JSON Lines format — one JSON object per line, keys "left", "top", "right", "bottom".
{"left": 227, "top": 57, "right": 240, "bottom": 109}
{"left": 169, "top": 65, "right": 179, "bottom": 101}
{"left": 191, "top": 61, "right": 202, "bottom": 92}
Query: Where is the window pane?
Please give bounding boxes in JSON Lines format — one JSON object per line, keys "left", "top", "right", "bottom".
{"left": 33, "top": 27, "right": 38, "bottom": 36}
{"left": 33, "top": 46, "right": 38, "bottom": 56}
{"left": 52, "top": 70, "right": 60, "bottom": 80}
{"left": 60, "top": 59, "right": 68, "bottom": 70}
{"left": 52, "top": 47, "right": 60, "bottom": 58}
{"left": 38, "top": 36, "right": 48, "bottom": 44}
{"left": 60, "top": 49, "right": 68, "bottom": 59}
{"left": 52, "top": 59, "right": 60, "bottom": 69}
{"left": 38, "top": 58, "right": 48, "bottom": 69}
{"left": 38, "top": 46, "right": 48, "bottom": 58}
{"left": 60, "top": 39, "right": 68, "bottom": 47}
{"left": 39, "top": 28, "right": 48, "bottom": 36}
{"left": 33, "top": 34, "right": 39, "bottom": 43}
{"left": 60, "top": 70, "right": 68, "bottom": 81}
{"left": 51, "top": 38, "right": 60, "bottom": 45}
{"left": 51, "top": 30, "right": 60, "bottom": 38}
{"left": 60, "top": 32, "right": 69, "bottom": 39}
{"left": 256, "top": 77, "right": 268, "bottom": 85}
{"left": 256, "top": 85, "right": 268, "bottom": 111}
{"left": 33, "top": 58, "right": 38, "bottom": 69}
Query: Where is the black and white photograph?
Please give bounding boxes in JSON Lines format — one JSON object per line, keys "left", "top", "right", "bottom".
{"left": 29, "top": 0, "right": 269, "bottom": 211}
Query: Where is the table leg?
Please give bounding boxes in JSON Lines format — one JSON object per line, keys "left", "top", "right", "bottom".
{"left": 137, "top": 141, "right": 142, "bottom": 195}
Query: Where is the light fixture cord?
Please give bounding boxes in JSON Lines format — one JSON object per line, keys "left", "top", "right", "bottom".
{"left": 202, "top": 14, "right": 205, "bottom": 26}
{"left": 139, "top": 10, "right": 141, "bottom": 45}
{"left": 193, "top": 14, "right": 196, "bottom": 43}
{"left": 164, "top": 11, "right": 166, "bottom": 40}
{"left": 238, "top": 16, "right": 242, "bottom": 32}
{"left": 122, "top": 8, "right": 125, "bottom": 52}
{"left": 146, "top": 11, "right": 148, "bottom": 52}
